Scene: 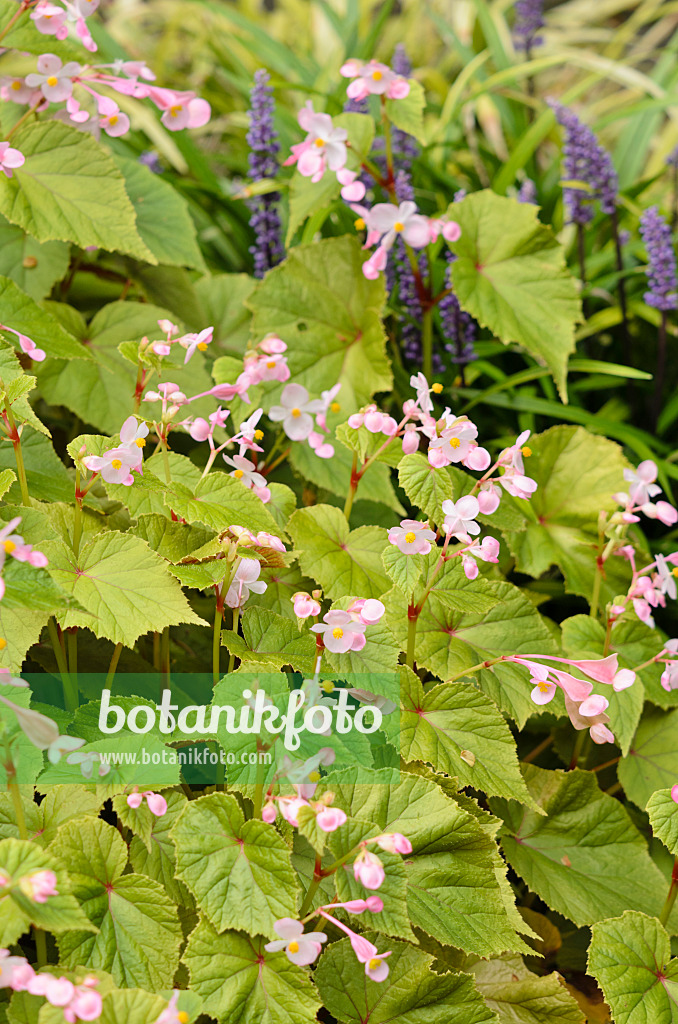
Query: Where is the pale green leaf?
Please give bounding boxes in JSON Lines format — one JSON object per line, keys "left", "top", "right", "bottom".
{"left": 470, "top": 955, "right": 585, "bottom": 1024}
{"left": 647, "top": 789, "right": 678, "bottom": 857}
{"left": 618, "top": 708, "right": 678, "bottom": 809}
{"left": 385, "top": 81, "right": 427, "bottom": 145}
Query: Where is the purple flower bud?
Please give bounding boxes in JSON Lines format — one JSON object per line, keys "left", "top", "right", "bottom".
{"left": 441, "top": 252, "right": 477, "bottom": 367}
{"left": 513, "top": 0, "right": 544, "bottom": 52}
{"left": 247, "top": 70, "right": 284, "bottom": 277}
{"left": 640, "top": 206, "right": 678, "bottom": 311}
{"left": 550, "top": 102, "right": 617, "bottom": 223}
{"left": 517, "top": 179, "right": 537, "bottom": 204}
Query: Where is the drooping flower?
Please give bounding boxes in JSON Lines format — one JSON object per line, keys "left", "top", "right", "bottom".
{"left": 0, "top": 142, "right": 24, "bottom": 180}
{"left": 388, "top": 519, "right": 436, "bottom": 555}
{"left": 247, "top": 69, "right": 284, "bottom": 278}
{"left": 224, "top": 558, "right": 267, "bottom": 609}
{"left": 496, "top": 430, "right": 538, "bottom": 499}
{"left": 460, "top": 535, "right": 500, "bottom": 580}
{"left": 311, "top": 609, "right": 366, "bottom": 654}
{"left": 640, "top": 206, "right": 678, "bottom": 311}
{"left": 372, "top": 832, "right": 412, "bottom": 854}
{"left": 315, "top": 805, "right": 348, "bottom": 832}
{"left": 127, "top": 789, "right": 168, "bottom": 817}
{"left": 264, "top": 919, "right": 328, "bottom": 965}
{"left": 353, "top": 848, "right": 385, "bottom": 889}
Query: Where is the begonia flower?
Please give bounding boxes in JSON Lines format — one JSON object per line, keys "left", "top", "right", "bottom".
{"left": 265, "top": 919, "right": 327, "bottom": 965}
{"left": 388, "top": 519, "right": 435, "bottom": 555}
{"left": 311, "top": 610, "right": 366, "bottom": 653}
{"left": 269, "top": 384, "right": 323, "bottom": 441}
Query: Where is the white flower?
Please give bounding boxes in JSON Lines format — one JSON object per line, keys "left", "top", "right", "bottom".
{"left": 224, "top": 558, "right": 267, "bottom": 609}
{"left": 180, "top": 326, "right": 213, "bottom": 363}
{"left": 410, "top": 372, "right": 433, "bottom": 414}
{"left": 223, "top": 454, "right": 267, "bottom": 490}
{"left": 265, "top": 919, "right": 327, "bottom": 966}
{"left": 441, "top": 496, "right": 481, "bottom": 539}
{"left": 624, "top": 460, "right": 661, "bottom": 505}
{"left": 656, "top": 553, "right": 677, "bottom": 601}
{"left": 388, "top": 519, "right": 436, "bottom": 555}
{"left": 367, "top": 201, "right": 430, "bottom": 252}
{"left": 268, "top": 384, "right": 323, "bottom": 441}
{"left": 25, "top": 54, "right": 81, "bottom": 103}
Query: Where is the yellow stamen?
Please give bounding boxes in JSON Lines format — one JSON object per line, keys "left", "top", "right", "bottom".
{"left": 332, "top": 627, "right": 344, "bottom": 639}
{"left": 368, "top": 958, "right": 381, "bottom": 970}
{"left": 288, "top": 941, "right": 300, "bottom": 953}
{"left": 321, "top": 680, "right": 335, "bottom": 693}
{"left": 449, "top": 437, "right": 461, "bottom": 449}
{"left": 233, "top": 469, "right": 244, "bottom": 479}
{"left": 673, "top": 568, "right": 678, "bottom": 578}
{"left": 178, "top": 1014, "right": 189, "bottom": 1024}
{"left": 135, "top": 437, "right": 146, "bottom": 448}
{"left": 354, "top": 217, "right": 366, "bottom": 231}
{"left": 521, "top": 446, "right": 532, "bottom": 457}
{"left": 3, "top": 540, "right": 16, "bottom": 554}
{"left": 254, "top": 429, "right": 264, "bottom": 440}
{"left": 330, "top": 401, "right": 341, "bottom": 413}
{"left": 405, "top": 532, "right": 416, "bottom": 544}
{"left": 10, "top": 81, "right": 21, "bottom": 91}
{"left": 291, "top": 408, "right": 302, "bottom": 418}
{"left": 314, "top": 137, "right": 325, "bottom": 147}
{"left": 432, "top": 383, "right": 443, "bottom": 394}
{"left": 536, "top": 681, "right": 550, "bottom": 693}
{"left": 111, "top": 459, "right": 122, "bottom": 470}
{"left": 108, "top": 115, "right": 118, "bottom": 126}
{"left": 0, "top": 638, "right": 6, "bottom": 651}
{"left": 46, "top": 76, "right": 58, "bottom": 87}
{"left": 197, "top": 342, "right": 208, "bottom": 351}
{"left": 308, "top": 770, "right": 321, "bottom": 782}
{"left": 394, "top": 221, "right": 404, "bottom": 232}
{"left": 266, "top": 360, "right": 276, "bottom": 368}
{"left": 169, "top": 105, "right": 182, "bottom": 117}
{"left": 371, "top": 70, "right": 383, "bottom": 81}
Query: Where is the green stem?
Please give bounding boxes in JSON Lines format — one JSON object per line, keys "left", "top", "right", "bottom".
{"left": 381, "top": 99, "right": 395, "bottom": 193}
{"left": 4, "top": 401, "right": 30, "bottom": 506}
{"left": 569, "top": 729, "right": 589, "bottom": 770}
{"left": 522, "top": 733, "right": 554, "bottom": 764}
{"left": 446, "top": 656, "right": 504, "bottom": 682}
{"left": 67, "top": 630, "right": 77, "bottom": 690}
{"left": 0, "top": 0, "right": 30, "bottom": 45}
{"left": 590, "top": 566, "right": 602, "bottom": 620}
{"left": 160, "top": 435, "right": 172, "bottom": 484}
{"left": 422, "top": 307, "right": 433, "bottom": 383}
{"left": 9, "top": 777, "right": 27, "bottom": 839}
{"left": 251, "top": 742, "right": 266, "bottom": 819}
{"left": 105, "top": 642, "right": 123, "bottom": 689}
{"left": 660, "top": 857, "right": 678, "bottom": 926}
{"left": 406, "top": 612, "right": 418, "bottom": 669}
{"left": 299, "top": 873, "right": 322, "bottom": 919}
{"left": 227, "top": 608, "right": 240, "bottom": 673}
{"left": 4, "top": 101, "right": 40, "bottom": 142}
{"left": 33, "top": 927, "right": 47, "bottom": 968}
{"left": 47, "top": 617, "right": 77, "bottom": 712}
{"left": 343, "top": 452, "right": 359, "bottom": 521}
{"left": 212, "top": 599, "right": 223, "bottom": 685}
{"left": 72, "top": 468, "right": 83, "bottom": 558}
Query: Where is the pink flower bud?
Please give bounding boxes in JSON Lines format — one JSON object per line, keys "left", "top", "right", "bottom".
{"left": 364, "top": 409, "right": 385, "bottom": 433}
{"left": 353, "top": 850, "right": 385, "bottom": 890}
{"left": 144, "top": 792, "right": 167, "bottom": 816}
{"left": 589, "top": 722, "right": 615, "bottom": 745}
{"left": 477, "top": 487, "right": 501, "bottom": 515}
{"left": 316, "top": 807, "right": 347, "bottom": 832}
{"left": 672, "top": 784, "right": 678, "bottom": 804}
{"left": 262, "top": 802, "right": 277, "bottom": 823}
{"left": 464, "top": 446, "right": 491, "bottom": 471}
{"left": 259, "top": 334, "right": 287, "bottom": 354}
{"left": 189, "top": 417, "right": 211, "bottom": 441}
{"left": 657, "top": 501, "right": 678, "bottom": 526}
{"left": 348, "top": 413, "right": 365, "bottom": 429}
{"left": 127, "top": 792, "right": 143, "bottom": 809}
{"left": 366, "top": 895, "right": 384, "bottom": 912}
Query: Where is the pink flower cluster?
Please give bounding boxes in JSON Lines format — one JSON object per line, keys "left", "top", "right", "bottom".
{"left": 83, "top": 415, "right": 148, "bottom": 486}
{"left": 284, "top": 102, "right": 365, "bottom": 202}
{"left": 511, "top": 653, "right": 636, "bottom": 744}
{"left": 0, "top": 952, "right": 102, "bottom": 1022}
{"left": 354, "top": 202, "right": 460, "bottom": 281}
{"left": 30, "top": 0, "right": 100, "bottom": 53}
{"left": 126, "top": 789, "right": 168, "bottom": 816}
{"left": 612, "top": 547, "right": 678, "bottom": 629}
{"left": 3, "top": 53, "right": 210, "bottom": 138}
{"left": 150, "top": 319, "right": 214, "bottom": 363}
{"left": 292, "top": 590, "right": 322, "bottom": 618}
{"left": 311, "top": 599, "right": 385, "bottom": 654}
{"left": 340, "top": 59, "right": 410, "bottom": 101}
{"left": 613, "top": 460, "right": 678, "bottom": 527}
{"left": 352, "top": 832, "right": 412, "bottom": 890}
{"left": 0, "top": 516, "right": 49, "bottom": 601}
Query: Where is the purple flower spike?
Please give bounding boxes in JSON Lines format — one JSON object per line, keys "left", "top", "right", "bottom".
{"left": 550, "top": 102, "right": 618, "bottom": 224}
{"left": 517, "top": 179, "right": 537, "bottom": 205}
{"left": 247, "top": 69, "right": 284, "bottom": 278}
{"left": 640, "top": 206, "right": 678, "bottom": 311}
{"left": 441, "top": 253, "right": 476, "bottom": 367}
{"left": 513, "top": 0, "right": 544, "bottom": 52}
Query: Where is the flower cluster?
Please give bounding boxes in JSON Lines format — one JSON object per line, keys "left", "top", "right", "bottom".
{"left": 126, "top": 788, "right": 168, "bottom": 816}
{"left": 0, "top": 952, "right": 102, "bottom": 1022}
{"left": 284, "top": 102, "right": 365, "bottom": 201}
{"left": 639, "top": 207, "right": 678, "bottom": 311}
{"left": 311, "top": 598, "right": 385, "bottom": 653}
{"left": 513, "top": 0, "right": 545, "bottom": 53}
{"left": 269, "top": 381, "right": 338, "bottom": 459}
{"left": 82, "top": 415, "right": 148, "bottom": 486}
{"left": 550, "top": 102, "right": 617, "bottom": 223}
{"left": 247, "top": 69, "right": 284, "bottom": 277}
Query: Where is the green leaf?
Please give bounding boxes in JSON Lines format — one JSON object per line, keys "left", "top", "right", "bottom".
{"left": 37, "top": 300, "right": 214, "bottom": 434}
{"left": 449, "top": 191, "right": 581, "bottom": 400}
{"left": 0, "top": 785, "right": 102, "bottom": 846}
{"left": 290, "top": 434, "right": 404, "bottom": 512}
{"left": 114, "top": 156, "right": 206, "bottom": 271}
{"left": 96, "top": 990, "right": 168, "bottom": 1024}
{"left": 129, "top": 514, "right": 215, "bottom": 562}
{"left": 618, "top": 708, "right": 678, "bottom": 809}
{"left": 494, "top": 766, "right": 678, "bottom": 928}
{"left": 470, "top": 955, "right": 585, "bottom": 1024}
{"left": 171, "top": 792, "right": 300, "bottom": 937}
{"left": 0, "top": 276, "right": 85, "bottom": 361}
{"left": 194, "top": 274, "right": 256, "bottom": 352}
{"left": 503, "top": 426, "right": 630, "bottom": 602}
{"left": 287, "top": 504, "right": 390, "bottom": 600}
{"left": 315, "top": 938, "right": 497, "bottom": 1024}
{"left": 0, "top": 217, "right": 69, "bottom": 302}
{"left": 0, "top": 431, "right": 74, "bottom": 505}
{"left": 0, "top": 339, "right": 49, "bottom": 436}
{"left": 248, "top": 235, "right": 392, "bottom": 412}
{"left": 0, "top": 837, "right": 94, "bottom": 946}
{"left": 0, "top": 122, "right": 153, "bottom": 261}
{"left": 286, "top": 113, "right": 375, "bottom": 243}
{"left": 323, "top": 767, "right": 531, "bottom": 956}
{"left": 165, "top": 471, "right": 283, "bottom": 537}
{"left": 0, "top": 468, "right": 16, "bottom": 500}
{"left": 647, "top": 789, "right": 678, "bottom": 856}
{"left": 183, "top": 919, "right": 321, "bottom": 1024}
{"left": 385, "top": 81, "right": 427, "bottom": 145}
{"left": 398, "top": 452, "right": 455, "bottom": 526}
{"left": 51, "top": 817, "right": 181, "bottom": 988}
{"left": 221, "top": 607, "right": 317, "bottom": 673}
{"left": 42, "top": 532, "right": 207, "bottom": 646}
{"left": 561, "top": 615, "right": 644, "bottom": 755}
{"left": 588, "top": 912, "right": 678, "bottom": 1024}
{"left": 393, "top": 666, "right": 541, "bottom": 808}
{"left": 381, "top": 542, "right": 423, "bottom": 595}
{"left": 128, "top": 790, "right": 193, "bottom": 907}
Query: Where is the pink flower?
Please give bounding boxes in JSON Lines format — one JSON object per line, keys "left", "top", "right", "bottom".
{"left": 292, "top": 591, "right": 321, "bottom": 618}
{"left": 30, "top": 2, "right": 69, "bottom": 39}
{"left": 661, "top": 642, "right": 678, "bottom": 691}
{"left": 0, "top": 142, "right": 24, "bottom": 180}
{"left": 25, "top": 54, "right": 81, "bottom": 103}
{"left": 316, "top": 806, "right": 347, "bottom": 832}
{"left": 401, "top": 423, "right": 420, "bottom": 454}
{"left": 64, "top": 982, "right": 102, "bottom": 1022}
{"left": 155, "top": 991, "right": 187, "bottom": 1024}
{"left": 364, "top": 951, "right": 392, "bottom": 982}
{"left": 624, "top": 460, "right": 661, "bottom": 505}
{"left": 373, "top": 832, "right": 412, "bottom": 854}
{"left": 259, "top": 334, "right": 287, "bottom": 355}
{"left": 148, "top": 86, "right": 211, "bottom": 131}
{"left": 323, "top": 897, "right": 383, "bottom": 913}
{"left": 311, "top": 610, "right": 366, "bottom": 654}
{"left": 83, "top": 446, "right": 137, "bottom": 486}
{"left": 285, "top": 103, "right": 348, "bottom": 182}
{"left": 0, "top": 949, "right": 35, "bottom": 991}
{"left": 388, "top": 519, "right": 436, "bottom": 555}
{"left": 478, "top": 482, "right": 501, "bottom": 515}
{"left": 340, "top": 58, "right": 410, "bottom": 101}
{"left": 223, "top": 454, "right": 268, "bottom": 491}
{"left": 224, "top": 558, "right": 267, "bottom": 609}
{"left": 410, "top": 371, "right": 435, "bottom": 413}
{"left": 127, "top": 789, "right": 168, "bottom": 816}
{"left": 442, "top": 495, "right": 480, "bottom": 539}
{"left": 265, "top": 919, "right": 327, "bottom": 966}
{"left": 362, "top": 245, "right": 388, "bottom": 280}
{"left": 428, "top": 418, "right": 478, "bottom": 466}
{"left": 0, "top": 517, "right": 48, "bottom": 569}
{"left": 352, "top": 849, "right": 385, "bottom": 889}
{"left": 428, "top": 217, "right": 462, "bottom": 244}
{"left": 672, "top": 784, "right": 678, "bottom": 804}
{"left": 460, "top": 536, "right": 500, "bottom": 579}
{"left": 337, "top": 168, "right": 365, "bottom": 201}
{"left": 19, "top": 870, "right": 58, "bottom": 903}
{"left": 641, "top": 500, "right": 678, "bottom": 526}
{"left": 497, "top": 430, "right": 538, "bottom": 499}
{"left": 269, "top": 383, "right": 323, "bottom": 441}
{"left": 262, "top": 801, "right": 277, "bottom": 822}
{"left": 348, "top": 598, "right": 385, "bottom": 625}
{"left": 180, "top": 326, "right": 213, "bottom": 363}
